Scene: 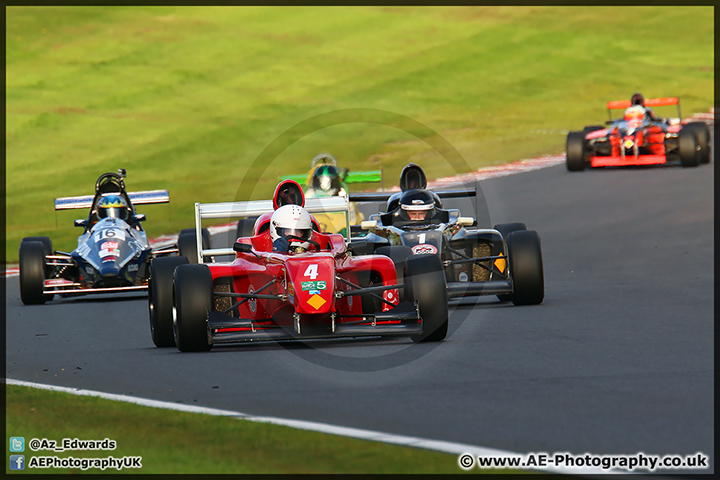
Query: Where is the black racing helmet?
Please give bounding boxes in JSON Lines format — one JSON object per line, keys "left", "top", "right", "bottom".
{"left": 273, "top": 180, "right": 305, "bottom": 209}
{"left": 398, "top": 189, "right": 435, "bottom": 222}
{"left": 399, "top": 163, "right": 427, "bottom": 191}
{"left": 631, "top": 92, "right": 645, "bottom": 106}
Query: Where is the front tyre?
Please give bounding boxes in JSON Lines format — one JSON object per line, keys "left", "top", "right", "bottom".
{"left": 566, "top": 131, "right": 587, "bottom": 172}
{"left": 405, "top": 255, "right": 448, "bottom": 342}
{"left": 19, "top": 241, "right": 50, "bottom": 305}
{"left": 507, "top": 230, "right": 544, "bottom": 306}
{"left": 173, "top": 263, "right": 213, "bottom": 352}
{"left": 493, "top": 223, "right": 526, "bottom": 301}
{"left": 493, "top": 223, "right": 526, "bottom": 240}
{"left": 148, "top": 256, "right": 189, "bottom": 347}
{"left": 376, "top": 245, "right": 413, "bottom": 301}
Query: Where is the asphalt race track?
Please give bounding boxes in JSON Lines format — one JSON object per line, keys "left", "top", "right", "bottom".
{"left": 6, "top": 145, "right": 714, "bottom": 474}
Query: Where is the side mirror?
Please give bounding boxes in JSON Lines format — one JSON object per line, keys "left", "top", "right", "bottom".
{"left": 360, "top": 220, "right": 377, "bottom": 230}
{"left": 457, "top": 217, "right": 474, "bottom": 227}
{"left": 133, "top": 214, "right": 146, "bottom": 222}
{"left": 74, "top": 219, "right": 88, "bottom": 228}
{"left": 233, "top": 242, "right": 253, "bottom": 253}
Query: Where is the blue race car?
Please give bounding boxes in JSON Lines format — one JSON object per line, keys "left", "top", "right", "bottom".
{"left": 18, "top": 169, "right": 206, "bottom": 304}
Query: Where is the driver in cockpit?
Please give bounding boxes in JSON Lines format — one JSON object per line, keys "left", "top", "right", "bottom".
{"left": 270, "top": 204, "right": 315, "bottom": 253}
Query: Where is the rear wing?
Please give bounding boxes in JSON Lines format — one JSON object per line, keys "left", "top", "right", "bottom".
{"left": 279, "top": 169, "right": 384, "bottom": 186}
{"left": 194, "top": 195, "right": 350, "bottom": 263}
{"left": 54, "top": 190, "right": 170, "bottom": 210}
{"left": 606, "top": 97, "right": 681, "bottom": 122}
{"left": 345, "top": 170, "right": 383, "bottom": 184}
{"left": 349, "top": 185, "right": 482, "bottom": 228}
{"left": 349, "top": 188, "right": 477, "bottom": 203}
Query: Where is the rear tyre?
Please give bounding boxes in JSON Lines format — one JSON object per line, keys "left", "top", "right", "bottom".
{"left": 148, "top": 256, "right": 189, "bottom": 347}
{"left": 507, "top": 230, "right": 544, "bottom": 306}
{"left": 173, "top": 264, "right": 213, "bottom": 352}
{"left": 19, "top": 241, "right": 50, "bottom": 305}
{"left": 376, "top": 245, "right": 413, "bottom": 302}
{"left": 566, "top": 131, "right": 587, "bottom": 172}
{"left": 582, "top": 125, "right": 604, "bottom": 135}
{"left": 21, "top": 236, "right": 53, "bottom": 256}
{"left": 358, "top": 270, "right": 384, "bottom": 316}
{"left": 492, "top": 224, "right": 526, "bottom": 301}
{"left": 405, "top": 255, "right": 448, "bottom": 342}
{"left": 678, "top": 127, "right": 700, "bottom": 168}
{"left": 236, "top": 217, "right": 259, "bottom": 239}
{"left": 178, "top": 228, "right": 211, "bottom": 263}
{"left": 686, "top": 122, "right": 710, "bottom": 164}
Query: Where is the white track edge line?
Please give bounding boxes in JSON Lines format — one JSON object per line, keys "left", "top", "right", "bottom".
{"left": 6, "top": 377, "right": 627, "bottom": 475}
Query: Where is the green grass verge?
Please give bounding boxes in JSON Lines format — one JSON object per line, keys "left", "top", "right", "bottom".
{"left": 5, "top": 384, "right": 521, "bottom": 474}
{"left": 5, "top": 6, "right": 714, "bottom": 261}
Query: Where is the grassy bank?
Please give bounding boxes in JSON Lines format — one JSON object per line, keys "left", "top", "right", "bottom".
{"left": 5, "top": 6, "right": 714, "bottom": 260}
{"left": 6, "top": 384, "right": 510, "bottom": 474}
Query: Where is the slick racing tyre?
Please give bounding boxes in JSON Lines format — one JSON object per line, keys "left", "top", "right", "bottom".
{"left": 493, "top": 223, "right": 526, "bottom": 240}
{"left": 685, "top": 122, "right": 711, "bottom": 164}
{"left": 178, "top": 228, "right": 211, "bottom": 263}
{"left": 678, "top": 127, "right": 700, "bottom": 168}
{"left": 507, "top": 230, "right": 544, "bottom": 306}
{"left": 566, "top": 131, "right": 587, "bottom": 172}
{"left": 357, "top": 270, "right": 385, "bottom": 317}
{"left": 148, "top": 256, "right": 189, "bottom": 347}
{"left": 376, "top": 245, "right": 414, "bottom": 302}
{"left": 236, "top": 217, "right": 259, "bottom": 239}
{"left": 19, "top": 240, "right": 51, "bottom": 305}
{"left": 22, "top": 236, "right": 54, "bottom": 279}
{"left": 492, "top": 223, "right": 526, "bottom": 302}
{"left": 582, "top": 125, "right": 604, "bottom": 135}
{"left": 173, "top": 263, "right": 213, "bottom": 352}
{"left": 21, "top": 236, "right": 52, "bottom": 256}
{"left": 405, "top": 254, "right": 448, "bottom": 342}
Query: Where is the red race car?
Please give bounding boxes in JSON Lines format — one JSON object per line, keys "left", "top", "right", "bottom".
{"left": 566, "top": 97, "right": 711, "bottom": 171}
{"left": 148, "top": 181, "right": 449, "bottom": 352}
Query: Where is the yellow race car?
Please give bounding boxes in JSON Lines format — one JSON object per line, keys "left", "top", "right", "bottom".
{"left": 280, "top": 153, "right": 383, "bottom": 236}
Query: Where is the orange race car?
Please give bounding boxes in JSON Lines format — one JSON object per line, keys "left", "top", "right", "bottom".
{"left": 566, "top": 96, "right": 711, "bottom": 171}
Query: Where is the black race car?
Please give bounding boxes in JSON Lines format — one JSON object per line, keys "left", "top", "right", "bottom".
{"left": 349, "top": 164, "right": 544, "bottom": 305}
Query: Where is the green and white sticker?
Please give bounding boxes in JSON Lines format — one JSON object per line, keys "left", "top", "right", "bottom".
{"left": 301, "top": 280, "right": 327, "bottom": 291}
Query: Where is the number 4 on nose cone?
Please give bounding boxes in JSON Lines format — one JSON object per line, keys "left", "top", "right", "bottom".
{"left": 304, "top": 264, "right": 318, "bottom": 279}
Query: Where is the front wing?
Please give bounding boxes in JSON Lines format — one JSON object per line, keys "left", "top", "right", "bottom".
{"left": 206, "top": 301, "right": 422, "bottom": 344}
{"left": 589, "top": 154, "right": 669, "bottom": 168}
{"left": 40, "top": 244, "right": 177, "bottom": 297}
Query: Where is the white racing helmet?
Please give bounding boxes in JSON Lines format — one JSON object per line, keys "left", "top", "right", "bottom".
{"left": 270, "top": 204, "right": 313, "bottom": 252}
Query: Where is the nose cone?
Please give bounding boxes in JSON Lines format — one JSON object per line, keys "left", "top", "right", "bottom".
{"left": 96, "top": 261, "right": 130, "bottom": 288}
{"left": 98, "top": 258, "right": 120, "bottom": 277}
